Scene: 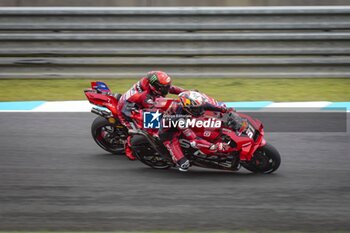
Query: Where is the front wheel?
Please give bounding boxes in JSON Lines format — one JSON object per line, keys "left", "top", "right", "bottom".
{"left": 131, "top": 135, "right": 172, "bottom": 169}
{"left": 134, "top": 151, "right": 172, "bottom": 169}
{"left": 91, "top": 116, "right": 125, "bottom": 155}
{"left": 242, "top": 143, "right": 281, "bottom": 174}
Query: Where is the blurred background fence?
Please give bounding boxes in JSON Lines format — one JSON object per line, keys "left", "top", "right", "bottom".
{"left": 1, "top": 0, "right": 350, "bottom": 7}
{"left": 1, "top": 7, "right": 350, "bottom": 79}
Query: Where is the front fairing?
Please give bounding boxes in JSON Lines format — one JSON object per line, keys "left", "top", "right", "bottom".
{"left": 220, "top": 113, "right": 266, "bottom": 160}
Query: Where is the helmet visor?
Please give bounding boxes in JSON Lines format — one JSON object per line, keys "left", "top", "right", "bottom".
{"left": 187, "top": 106, "right": 205, "bottom": 117}
{"left": 153, "top": 82, "right": 170, "bottom": 96}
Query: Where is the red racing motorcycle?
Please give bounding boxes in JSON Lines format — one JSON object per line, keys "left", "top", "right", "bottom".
{"left": 84, "top": 81, "right": 281, "bottom": 174}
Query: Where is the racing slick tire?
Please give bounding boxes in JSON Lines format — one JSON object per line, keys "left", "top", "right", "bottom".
{"left": 242, "top": 143, "right": 281, "bottom": 174}
{"left": 91, "top": 116, "right": 125, "bottom": 155}
{"left": 131, "top": 135, "right": 171, "bottom": 169}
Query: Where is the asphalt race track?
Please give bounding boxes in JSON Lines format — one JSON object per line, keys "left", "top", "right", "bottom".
{"left": 0, "top": 113, "right": 349, "bottom": 232}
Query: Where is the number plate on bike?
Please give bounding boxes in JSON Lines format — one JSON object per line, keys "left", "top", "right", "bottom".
{"left": 246, "top": 124, "right": 255, "bottom": 138}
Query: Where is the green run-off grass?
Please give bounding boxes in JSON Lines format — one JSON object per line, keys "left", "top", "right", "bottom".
{"left": 0, "top": 78, "right": 349, "bottom": 102}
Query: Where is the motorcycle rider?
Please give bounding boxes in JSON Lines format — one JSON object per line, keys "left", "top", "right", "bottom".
{"left": 158, "top": 91, "right": 239, "bottom": 172}
{"left": 117, "top": 71, "right": 186, "bottom": 160}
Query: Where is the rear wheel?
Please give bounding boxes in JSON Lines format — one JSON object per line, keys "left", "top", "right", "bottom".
{"left": 242, "top": 143, "right": 281, "bottom": 174}
{"left": 91, "top": 116, "right": 125, "bottom": 155}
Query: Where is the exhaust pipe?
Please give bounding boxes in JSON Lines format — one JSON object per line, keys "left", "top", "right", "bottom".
{"left": 91, "top": 107, "right": 113, "bottom": 118}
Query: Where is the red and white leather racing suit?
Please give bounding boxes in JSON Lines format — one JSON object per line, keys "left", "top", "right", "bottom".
{"left": 158, "top": 102, "right": 230, "bottom": 166}
{"left": 117, "top": 77, "right": 185, "bottom": 159}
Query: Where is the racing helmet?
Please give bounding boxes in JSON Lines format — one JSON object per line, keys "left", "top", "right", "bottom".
{"left": 178, "top": 91, "right": 206, "bottom": 117}
{"left": 147, "top": 71, "right": 171, "bottom": 97}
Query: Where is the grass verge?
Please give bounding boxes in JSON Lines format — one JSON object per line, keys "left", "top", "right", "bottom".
{"left": 0, "top": 78, "right": 349, "bottom": 102}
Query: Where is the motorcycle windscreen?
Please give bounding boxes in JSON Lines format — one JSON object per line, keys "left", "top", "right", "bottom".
{"left": 91, "top": 81, "right": 111, "bottom": 93}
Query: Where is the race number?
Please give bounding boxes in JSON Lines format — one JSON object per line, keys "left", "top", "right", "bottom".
{"left": 245, "top": 124, "right": 255, "bottom": 138}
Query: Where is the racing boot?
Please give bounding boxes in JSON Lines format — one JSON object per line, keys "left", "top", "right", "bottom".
{"left": 163, "top": 139, "right": 189, "bottom": 172}
{"left": 124, "top": 136, "right": 136, "bottom": 160}
{"left": 178, "top": 157, "right": 190, "bottom": 172}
